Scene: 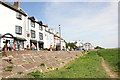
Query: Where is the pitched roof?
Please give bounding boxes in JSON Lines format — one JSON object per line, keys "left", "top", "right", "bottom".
{"left": 0, "top": 1, "right": 27, "bottom": 16}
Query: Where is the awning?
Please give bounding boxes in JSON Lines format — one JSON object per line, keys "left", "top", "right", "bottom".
{"left": 15, "top": 37, "right": 26, "bottom": 41}
{"left": 0, "top": 33, "right": 15, "bottom": 39}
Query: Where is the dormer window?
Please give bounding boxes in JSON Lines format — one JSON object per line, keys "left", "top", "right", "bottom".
{"left": 16, "top": 12, "right": 22, "bottom": 20}
{"left": 39, "top": 25, "right": 43, "bottom": 31}
{"left": 31, "top": 21, "right": 35, "bottom": 28}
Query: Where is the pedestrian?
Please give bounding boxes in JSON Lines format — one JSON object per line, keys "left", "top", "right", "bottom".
{"left": 14, "top": 44, "right": 16, "bottom": 51}
{"left": 62, "top": 46, "right": 65, "bottom": 51}
{"left": 50, "top": 45, "right": 53, "bottom": 51}
{"left": 17, "top": 42, "right": 20, "bottom": 51}
{"left": 7, "top": 41, "right": 10, "bottom": 51}
{"left": 26, "top": 45, "right": 30, "bottom": 50}
{"left": 10, "top": 41, "right": 14, "bottom": 51}
{"left": 31, "top": 43, "right": 35, "bottom": 50}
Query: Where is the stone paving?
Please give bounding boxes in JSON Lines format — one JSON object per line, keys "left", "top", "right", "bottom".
{"left": 1, "top": 50, "right": 83, "bottom": 78}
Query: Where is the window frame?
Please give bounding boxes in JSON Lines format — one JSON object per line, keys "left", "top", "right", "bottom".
{"left": 16, "top": 12, "right": 22, "bottom": 20}
{"left": 39, "top": 32, "right": 43, "bottom": 40}
{"left": 39, "top": 25, "right": 43, "bottom": 31}
{"left": 31, "top": 30, "right": 36, "bottom": 38}
{"left": 15, "top": 26, "right": 22, "bottom": 35}
{"left": 31, "top": 21, "right": 35, "bottom": 28}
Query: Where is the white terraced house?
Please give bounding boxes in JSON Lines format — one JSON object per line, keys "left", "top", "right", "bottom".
{"left": 0, "top": 1, "right": 66, "bottom": 51}
{"left": 27, "top": 16, "right": 45, "bottom": 50}
{"left": 0, "top": 1, "right": 28, "bottom": 51}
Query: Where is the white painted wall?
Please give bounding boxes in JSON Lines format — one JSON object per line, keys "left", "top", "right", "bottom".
{"left": 44, "top": 31, "right": 50, "bottom": 49}
{"left": 0, "top": 4, "right": 27, "bottom": 49}
{"left": 0, "top": 4, "right": 26, "bottom": 38}
{"left": 0, "top": 2, "right": 66, "bottom": 51}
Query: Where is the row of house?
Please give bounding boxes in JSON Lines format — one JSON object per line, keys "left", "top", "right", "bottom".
{"left": 70, "top": 40, "right": 94, "bottom": 50}
{"left": 0, "top": 1, "right": 66, "bottom": 51}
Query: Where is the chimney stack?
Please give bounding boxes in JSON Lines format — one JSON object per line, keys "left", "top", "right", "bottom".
{"left": 44, "top": 24, "right": 48, "bottom": 27}
{"left": 14, "top": 1, "right": 20, "bottom": 8}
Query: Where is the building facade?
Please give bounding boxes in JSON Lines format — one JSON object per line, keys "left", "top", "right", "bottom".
{"left": 0, "top": 1, "right": 66, "bottom": 51}
{"left": 0, "top": 1, "right": 27, "bottom": 50}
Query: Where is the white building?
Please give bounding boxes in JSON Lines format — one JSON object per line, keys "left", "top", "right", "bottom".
{"left": 27, "top": 16, "right": 44, "bottom": 50}
{"left": 0, "top": 1, "right": 66, "bottom": 51}
{"left": 0, "top": 1, "right": 27, "bottom": 50}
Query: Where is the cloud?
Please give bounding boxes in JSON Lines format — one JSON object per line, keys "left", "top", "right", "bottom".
{"left": 5, "top": 0, "right": 119, "bottom": 2}
{"left": 43, "top": 2, "right": 118, "bottom": 48}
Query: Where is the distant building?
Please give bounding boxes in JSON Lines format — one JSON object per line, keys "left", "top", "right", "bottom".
{"left": 83, "top": 42, "right": 94, "bottom": 50}
{"left": 70, "top": 40, "right": 94, "bottom": 50}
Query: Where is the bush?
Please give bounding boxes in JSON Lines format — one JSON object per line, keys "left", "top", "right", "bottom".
{"left": 17, "top": 72, "right": 24, "bottom": 74}
{"left": 40, "top": 63, "right": 45, "bottom": 66}
{"left": 27, "top": 70, "right": 43, "bottom": 78}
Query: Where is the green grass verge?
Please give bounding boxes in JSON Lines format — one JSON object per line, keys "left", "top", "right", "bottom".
{"left": 97, "top": 48, "right": 120, "bottom": 75}
{"left": 42, "top": 51, "right": 109, "bottom": 78}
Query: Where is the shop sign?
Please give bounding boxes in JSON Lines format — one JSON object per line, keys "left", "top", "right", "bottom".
{"left": 27, "top": 34, "right": 30, "bottom": 37}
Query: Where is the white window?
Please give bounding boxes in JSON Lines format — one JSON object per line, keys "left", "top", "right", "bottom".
{"left": 39, "top": 25, "right": 43, "bottom": 31}
{"left": 31, "top": 21, "right": 35, "bottom": 27}
{"left": 39, "top": 32, "right": 43, "bottom": 40}
{"left": 31, "top": 30, "right": 35, "bottom": 38}
{"left": 15, "top": 26, "right": 22, "bottom": 35}
{"left": 16, "top": 12, "right": 22, "bottom": 20}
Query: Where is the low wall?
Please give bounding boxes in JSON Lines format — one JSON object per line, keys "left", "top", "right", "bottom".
{"left": 1, "top": 50, "right": 83, "bottom": 78}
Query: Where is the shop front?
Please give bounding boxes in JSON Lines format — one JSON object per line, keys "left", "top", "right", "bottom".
{"left": 0, "top": 33, "right": 26, "bottom": 51}
{"left": 14, "top": 37, "right": 26, "bottom": 50}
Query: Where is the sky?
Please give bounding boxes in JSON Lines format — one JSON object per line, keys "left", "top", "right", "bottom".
{"left": 9, "top": 1, "right": 118, "bottom": 48}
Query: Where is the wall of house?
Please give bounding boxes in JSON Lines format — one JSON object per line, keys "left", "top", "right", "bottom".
{"left": 0, "top": 4, "right": 27, "bottom": 49}
{"left": 61, "top": 40, "right": 66, "bottom": 50}
{"left": 0, "top": 2, "right": 66, "bottom": 51}
{"left": 44, "top": 31, "right": 50, "bottom": 49}
{"left": 49, "top": 33, "right": 54, "bottom": 47}
{"left": 0, "top": 4, "right": 26, "bottom": 38}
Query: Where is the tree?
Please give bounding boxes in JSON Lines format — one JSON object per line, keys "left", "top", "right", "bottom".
{"left": 94, "top": 46, "right": 104, "bottom": 49}
{"left": 67, "top": 42, "right": 78, "bottom": 49}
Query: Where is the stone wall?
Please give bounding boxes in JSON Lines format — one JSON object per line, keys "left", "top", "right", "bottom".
{"left": 1, "top": 51, "right": 83, "bottom": 78}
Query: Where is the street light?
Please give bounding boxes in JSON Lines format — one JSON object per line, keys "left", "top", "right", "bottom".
{"left": 59, "top": 25, "right": 61, "bottom": 50}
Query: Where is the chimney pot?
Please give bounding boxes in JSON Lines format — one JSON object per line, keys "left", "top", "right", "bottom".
{"left": 14, "top": 1, "right": 20, "bottom": 8}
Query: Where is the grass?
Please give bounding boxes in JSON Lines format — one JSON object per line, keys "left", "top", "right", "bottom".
{"left": 97, "top": 48, "right": 120, "bottom": 75}
{"left": 17, "top": 72, "right": 24, "bottom": 74}
{"left": 6, "top": 66, "right": 14, "bottom": 69}
{"left": 27, "top": 70, "right": 43, "bottom": 78}
{"left": 4, "top": 66, "right": 14, "bottom": 72}
{"left": 40, "top": 63, "right": 45, "bottom": 66}
{"left": 42, "top": 51, "right": 109, "bottom": 78}
{"left": 4, "top": 69, "right": 12, "bottom": 72}
{"left": 24, "top": 49, "right": 119, "bottom": 78}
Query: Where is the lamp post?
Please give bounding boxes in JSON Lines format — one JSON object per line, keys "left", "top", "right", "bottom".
{"left": 59, "top": 25, "right": 61, "bottom": 50}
